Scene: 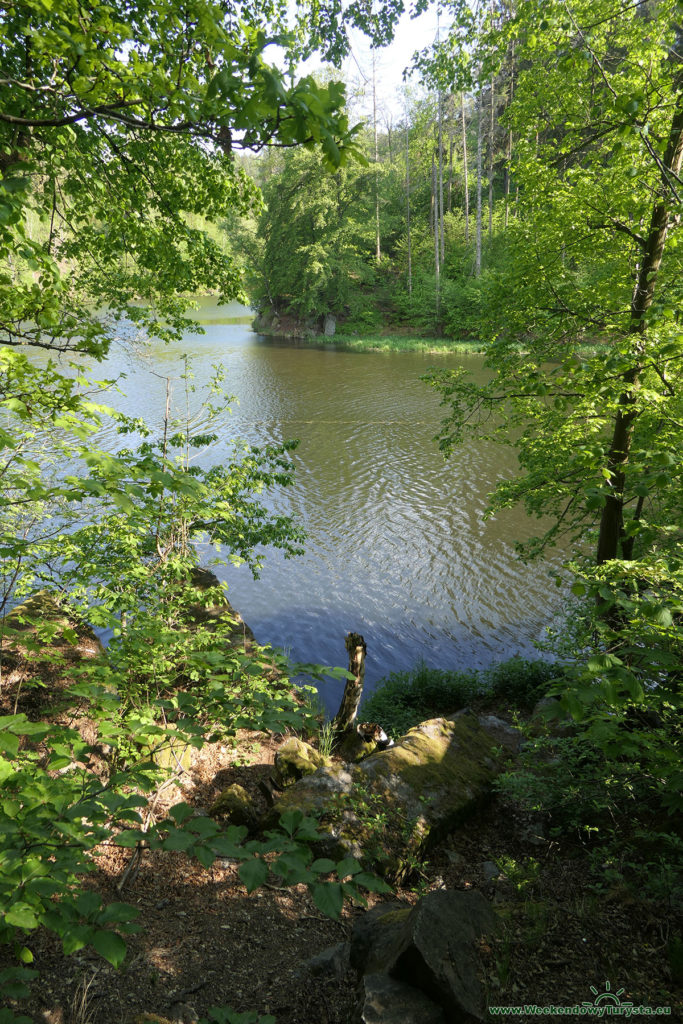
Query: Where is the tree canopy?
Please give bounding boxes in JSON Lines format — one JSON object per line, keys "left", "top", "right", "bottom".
{"left": 0, "top": 0, "right": 392, "bottom": 356}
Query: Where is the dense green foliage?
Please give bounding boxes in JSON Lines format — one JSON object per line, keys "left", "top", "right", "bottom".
{"left": 424, "top": 0, "right": 683, "bottom": 814}
{"left": 2, "top": 0, "right": 683, "bottom": 1014}
{"left": 239, "top": 92, "right": 479, "bottom": 333}
{"left": 361, "top": 657, "right": 558, "bottom": 738}
{"left": 243, "top": 0, "right": 682, "bottom": 916}
{"left": 0, "top": 2, "right": 405, "bottom": 1018}
{"left": 422, "top": 0, "right": 682, "bottom": 915}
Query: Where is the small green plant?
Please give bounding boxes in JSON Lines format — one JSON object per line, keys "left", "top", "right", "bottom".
{"left": 316, "top": 718, "right": 336, "bottom": 759}
{"left": 495, "top": 855, "right": 541, "bottom": 895}
{"left": 361, "top": 657, "right": 557, "bottom": 738}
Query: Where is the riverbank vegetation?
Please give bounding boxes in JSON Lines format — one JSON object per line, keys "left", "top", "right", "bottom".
{"left": 1, "top": 0, "right": 682, "bottom": 1019}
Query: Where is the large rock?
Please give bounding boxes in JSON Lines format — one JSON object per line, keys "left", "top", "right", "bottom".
{"left": 360, "top": 973, "right": 446, "bottom": 1024}
{"left": 323, "top": 313, "right": 337, "bottom": 336}
{"left": 351, "top": 890, "right": 500, "bottom": 1023}
{"left": 272, "top": 737, "right": 331, "bottom": 788}
{"left": 209, "top": 782, "right": 257, "bottom": 828}
{"left": 186, "top": 567, "right": 255, "bottom": 648}
{"left": 350, "top": 903, "right": 413, "bottom": 974}
{"left": 266, "top": 711, "right": 520, "bottom": 880}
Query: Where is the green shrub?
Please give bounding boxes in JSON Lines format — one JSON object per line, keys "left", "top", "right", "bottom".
{"left": 361, "top": 657, "right": 557, "bottom": 738}
{"left": 497, "top": 728, "right": 683, "bottom": 907}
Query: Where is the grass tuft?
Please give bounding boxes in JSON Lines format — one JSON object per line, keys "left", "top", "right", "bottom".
{"left": 361, "top": 657, "right": 559, "bottom": 738}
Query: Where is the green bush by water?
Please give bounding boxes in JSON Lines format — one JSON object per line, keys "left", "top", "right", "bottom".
{"left": 361, "top": 657, "right": 558, "bottom": 738}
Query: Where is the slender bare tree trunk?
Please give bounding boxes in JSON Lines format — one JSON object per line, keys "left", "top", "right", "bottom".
{"left": 438, "top": 89, "right": 445, "bottom": 264}
{"left": 433, "top": 152, "right": 440, "bottom": 320}
{"left": 504, "top": 43, "right": 514, "bottom": 230}
{"left": 430, "top": 150, "right": 435, "bottom": 237}
{"left": 488, "top": 74, "right": 495, "bottom": 235}
{"left": 405, "top": 109, "right": 412, "bottom": 295}
{"left": 461, "top": 92, "right": 470, "bottom": 243}
{"left": 373, "top": 52, "right": 381, "bottom": 263}
{"left": 448, "top": 118, "right": 454, "bottom": 213}
{"left": 334, "top": 633, "right": 367, "bottom": 732}
{"left": 475, "top": 80, "right": 483, "bottom": 276}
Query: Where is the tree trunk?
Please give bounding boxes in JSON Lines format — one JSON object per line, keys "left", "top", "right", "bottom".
{"left": 373, "top": 53, "right": 381, "bottom": 264}
{"left": 488, "top": 74, "right": 495, "bottom": 235}
{"left": 433, "top": 151, "right": 440, "bottom": 320}
{"left": 405, "top": 111, "right": 412, "bottom": 295}
{"left": 504, "top": 42, "right": 515, "bottom": 230}
{"left": 438, "top": 89, "right": 445, "bottom": 265}
{"left": 596, "top": 90, "right": 683, "bottom": 566}
{"left": 461, "top": 93, "right": 470, "bottom": 243}
{"left": 448, "top": 122, "right": 454, "bottom": 213}
{"left": 475, "top": 80, "right": 483, "bottom": 276}
{"left": 334, "top": 632, "right": 367, "bottom": 732}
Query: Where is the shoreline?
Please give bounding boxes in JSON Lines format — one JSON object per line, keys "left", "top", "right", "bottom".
{"left": 252, "top": 323, "right": 486, "bottom": 354}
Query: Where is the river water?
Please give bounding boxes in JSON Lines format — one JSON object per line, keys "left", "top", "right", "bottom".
{"left": 69, "top": 298, "right": 567, "bottom": 712}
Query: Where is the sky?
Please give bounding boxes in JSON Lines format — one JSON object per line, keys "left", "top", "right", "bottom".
{"left": 296, "top": 5, "right": 444, "bottom": 122}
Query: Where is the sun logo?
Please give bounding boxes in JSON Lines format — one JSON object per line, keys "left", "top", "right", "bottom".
{"left": 583, "top": 980, "right": 633, "bottom": 1008}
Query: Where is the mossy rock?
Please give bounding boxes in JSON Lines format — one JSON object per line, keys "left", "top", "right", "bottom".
{"left": 337, "top": 730, "right": 378, "bottom": 763}
{"left": 265, "top": 711, "right": 520, "bottom": 882}
{"left": 209, "top": 782, "right": 257, "bottom": 827}
{"left": 262, "top": 761, "right": 356, "bottom": 848}
{"left": 3, "top": 590, "right": 103, "bottom": 650}
{"left": 4, "top": 591, "right": 72, "bottom": 633}
{"left": 273, "top": 737, "right": 331, "bottom": 788}
{"left": 144, "top": 723, "right": 193, "bottom": 772}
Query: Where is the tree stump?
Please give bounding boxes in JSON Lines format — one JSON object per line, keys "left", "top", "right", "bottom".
{"left": 334, "top": 632, "right": 367, "bottom": 734}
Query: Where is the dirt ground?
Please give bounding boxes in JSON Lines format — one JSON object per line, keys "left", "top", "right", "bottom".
{"left": 2, "top": 725, "right": 681, "bottom": 1024}
{"left": 0, "top": 605, "right": 680, "bottom": 1023}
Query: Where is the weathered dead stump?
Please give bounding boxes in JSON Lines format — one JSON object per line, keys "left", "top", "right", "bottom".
{"left": 333, "top": 632, "right": 367, "bottom": 735}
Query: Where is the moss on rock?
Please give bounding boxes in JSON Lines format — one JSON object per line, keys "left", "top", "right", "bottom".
{"left": 264, "top": 711, "right": 521, "bottom": 882}
{"left": 273, "top": 736, "right": 331, "bottom": 788}
{"left": 209, "top": 782, "right": 257, "bottom": 827}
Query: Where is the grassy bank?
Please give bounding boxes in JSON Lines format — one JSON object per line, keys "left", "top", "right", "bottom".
{"left": 329, "top": 333, "right": 486, "bottom": 353}
{"left": 256, "top": 327, "right": 485, "bottom": 354}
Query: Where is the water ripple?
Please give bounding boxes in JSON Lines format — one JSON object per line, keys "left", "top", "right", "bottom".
{"left": 30, "top": 306, "right": 568, "bottom": 712}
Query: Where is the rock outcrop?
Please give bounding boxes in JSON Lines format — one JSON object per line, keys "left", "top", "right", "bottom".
{"left": 352, "top": 890, "right": 500, "bottom": 1023}
{"left": 209, "top": 782, "right": 258, "bottom": 828}
{"left": 265, "top": 711, "right": 520, "bottom": 881}
{"left": 272, "top": 736, "right": 331, "bottom": 788}
{"left": 306, "top": 889, "right": 500, "bottom": 1023}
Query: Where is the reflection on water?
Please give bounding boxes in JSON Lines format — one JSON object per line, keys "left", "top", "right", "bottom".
{"left": 35, "top": 298, "right": 567, "bottom": 712}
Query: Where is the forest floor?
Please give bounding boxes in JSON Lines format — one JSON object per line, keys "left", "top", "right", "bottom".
{"left": 0, "top": 610, "right": 680, "bottom": 1024}
{"left": 2, "top": 724, "right": 681, "bottom": 1024}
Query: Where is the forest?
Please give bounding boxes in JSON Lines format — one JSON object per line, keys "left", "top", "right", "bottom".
{"left": 0, "top": 0, "right": 681, "bottom": 1021}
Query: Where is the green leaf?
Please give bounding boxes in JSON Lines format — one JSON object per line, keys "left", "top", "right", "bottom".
{"left": 311, "top": 858, "right": 336, "bottom": 873}
{"left": 5, "top": 905, "right": 38, "bottom": 930}
{"left": 278, "top": 808, "right": 305, "bottom": 835}
{"left": 75, "top": 891, "right": 102, "bottom": 918}
{"left": 62, "top": 925, "right": 93, "bottom": 955}
{"left": 168, "top": 801, "right": 194, "bottom": 824}
{"left": 92, "top": 929, "right": 127, "bottom": 968}
{"left": 0, "top": 732, "right": 19, "bottom": 757}
{"left": 238, "top": 857, "right": 268, "bottom": 893}
{"left": 195, "top": 845, "right": 217, "bottom": 870}
{"left": 352, "top": 872, "right": 392, "bottom": 893}
{"left": 115, "top": 830, "right": 146, "bottom": 848}
{"left": 335, "top": 857, "right": 361, "bottom": 878}
{"left": 98, "top": 902, "right": 140, "bottom": 925}
{"left": 161, "top": 829, "right": 194, "bottom": 852}
{"left": 312, "top": 881, "right": 344, "bottom": 919}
